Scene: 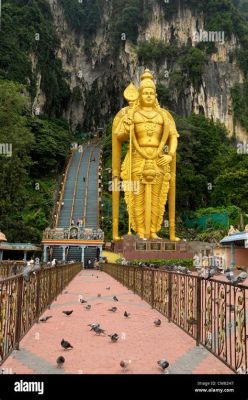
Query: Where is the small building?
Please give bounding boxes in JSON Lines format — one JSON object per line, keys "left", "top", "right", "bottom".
{"left": 0, "top": 239, "right": 41, "bottom": 261}
{"left": 220, "top": 231, "right": 248, "bottom": 268}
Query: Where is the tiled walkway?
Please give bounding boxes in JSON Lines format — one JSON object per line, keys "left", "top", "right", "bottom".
{"left": 1, "top": 270, "right": 233, "bottom": 374}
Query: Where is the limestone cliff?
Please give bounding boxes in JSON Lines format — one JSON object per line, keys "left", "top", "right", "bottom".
{"left": 35, "top": 0, "right": 247, "bottom": 141}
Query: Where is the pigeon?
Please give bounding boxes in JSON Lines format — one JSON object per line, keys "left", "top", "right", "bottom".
{"left": 157, "top": 359, "right": 169, "bottom": 373}
{"left": 97, "top": 293, "right": 101, "bottom": 297}
{"left": 40, "top": 316, "right": 52, "bottom": 322}
{"left": 236, "top": 271, "right": 248, "bottom": 281}
{"left": 80, "top": 299, "right": 87, "bottom": 304}
{"left": 22, "top": 264, "right": 33, "bottom": 282}
{"left": 154, "top": 319, "right": 161, "bottom": 327}
{"left": 61, "top": 339, "right": 73, "bottom": 349}
{"left": 205, "top": 268, "right": 217, "bottom": 280}
{"left": 120, "top": 360, "right": 130, "bottom": 372}
{"left": 88, "top": 323, "right": 100, "bottom": 330}
{"left": 22, "top": 271, "right": 31, "bottom": 282}
{"left": 226, "top": 271, "right": 248, "bottom": 285}
{"left": 62, "top": 310, "right": 73, "bottom": 316}
{"left": 108, "top": 307, "right": 117, "bottom": 312}
{"left": 124, "top": 311, "right": 130, "bottom": 318}
{"left": 113, "top": 296, "right": 118, "bottom": 302}
{"left": 94, "top": 326, "right": 105, "bottom": 335}
{"left": 106, "top": 287, "right": 110, "bottom": 290}
{"left": 85, "top": 305, "right": 91, "bottom": 310}
{"left": 108, "top": 333, "right": 119, "bottom": 342}
{"left": 56, "top": 356, "right": 65, "bottom": 368}
{"left": 224, "top": 269, "right": 234, "bottom": 281}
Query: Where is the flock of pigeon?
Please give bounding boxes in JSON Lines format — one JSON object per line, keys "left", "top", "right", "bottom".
{"left": 37, "top": 265, "right": 248, "bottom": 374}
{"left": 137, "top": 262, "right": 248, "bottom": 285}
{"left": 198, "top": 265, "right": 248, "bottom": 284}
{"left": 39, "top": 273, "right": 169, "bottom": 374}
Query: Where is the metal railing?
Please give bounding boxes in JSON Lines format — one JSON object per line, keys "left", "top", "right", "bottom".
{"left": 0, "top": 262, "right": 81, "bottom": 364}
{"left": 83, "top": 142, "right": 99, "bottom": 227}
{"left": 103, "top": 263, "right": 248, "bottom": 374}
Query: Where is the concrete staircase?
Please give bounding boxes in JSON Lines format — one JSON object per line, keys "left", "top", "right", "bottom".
{"left": 52, "top": 141, "right": 102, "bottom": 262}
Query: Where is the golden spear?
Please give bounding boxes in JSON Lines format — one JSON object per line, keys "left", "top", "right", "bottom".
{"left": 123, "top": 83, "right": 139, "bottom": 236}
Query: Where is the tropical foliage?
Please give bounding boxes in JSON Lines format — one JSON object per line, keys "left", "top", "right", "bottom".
{"left": 0, "top": 80, "right": 72, "bottom": 242}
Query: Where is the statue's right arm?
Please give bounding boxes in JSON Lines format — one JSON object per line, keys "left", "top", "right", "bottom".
{"left": 112, "top": 107, "right": 130, "bottom": 143}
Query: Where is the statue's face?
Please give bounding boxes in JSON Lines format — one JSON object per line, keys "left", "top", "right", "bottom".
{"left": 140, "top": 88, "right": 156, "bottom": 107}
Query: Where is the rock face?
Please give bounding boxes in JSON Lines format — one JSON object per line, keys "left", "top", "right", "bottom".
{"left": 38, "top": 0, "right": 246, "bottom": 140}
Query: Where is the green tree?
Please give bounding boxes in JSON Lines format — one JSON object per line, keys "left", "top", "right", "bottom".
{"left": 28, "top": 118, "right": 72, "bottom": 177}
{"left": 0, "top": 80, "right": 71, "bottom": 242}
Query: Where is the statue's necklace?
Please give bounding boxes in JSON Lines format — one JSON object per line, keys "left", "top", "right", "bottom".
{"left": 138, "top": 112, "right": 157, "bottom": 137}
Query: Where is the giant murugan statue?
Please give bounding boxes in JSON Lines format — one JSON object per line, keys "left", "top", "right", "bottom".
{"left": 112, "top": 69, "right": 179, "bottom": 241}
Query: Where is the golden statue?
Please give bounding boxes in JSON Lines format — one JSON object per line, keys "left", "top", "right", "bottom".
{"left": 112, "top": 69, "right": 179, "bottom": 241}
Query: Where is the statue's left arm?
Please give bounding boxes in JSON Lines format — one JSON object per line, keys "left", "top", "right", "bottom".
{"left": 166, "top": 111, "right": 179, "bottom": 156}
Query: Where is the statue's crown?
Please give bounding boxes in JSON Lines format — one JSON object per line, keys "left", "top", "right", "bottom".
{"left": 140, "top": 69, "right": 154, "bottom": 82}
{"left": 139, "top": 69, "right": 156, "bottom": 91}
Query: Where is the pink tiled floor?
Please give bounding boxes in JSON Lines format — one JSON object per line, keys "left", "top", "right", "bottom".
{"left": 1, "top": 270, "right": 233, "bottom": 374}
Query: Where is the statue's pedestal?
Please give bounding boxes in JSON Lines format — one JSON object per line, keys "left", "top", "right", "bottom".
{"left": 113, "top": 235, "right": 193, "bottom": 261}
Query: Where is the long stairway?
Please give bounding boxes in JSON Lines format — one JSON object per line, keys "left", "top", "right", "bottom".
{"left": 53, "top": 141, "right": 102, "bottom": 261}
{"left": 72, "top": 146, "right": 91, "bottom": 223}
{"left": 57, "top": 142, "right": 101, "bottom": 229}
{"left": 58, "top": 151, "right": 82, "bottom": 227}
